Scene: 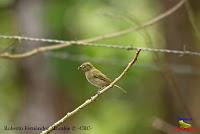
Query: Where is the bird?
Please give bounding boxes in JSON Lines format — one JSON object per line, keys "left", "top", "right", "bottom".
{"left": 78, "top": 62, "right": 126, "bottom": 93}
{"left": 178, "top": 120, "right": 192, "bottom": 128}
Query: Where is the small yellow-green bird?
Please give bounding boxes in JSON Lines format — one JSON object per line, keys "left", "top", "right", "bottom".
{"left": 178, "top": 120, "right": 192, "bottom": 128}
{"left": 78, "top": 62, "right": 126, "bottom": 93}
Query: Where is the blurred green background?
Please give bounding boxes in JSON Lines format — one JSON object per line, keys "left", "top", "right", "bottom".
{"left": 0, "top": 0, "right": 200, "bottom": 134}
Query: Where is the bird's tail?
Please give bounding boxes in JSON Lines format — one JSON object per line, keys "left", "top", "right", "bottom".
{"left": 114, "top": 85, "right": 127, "bottom": 94}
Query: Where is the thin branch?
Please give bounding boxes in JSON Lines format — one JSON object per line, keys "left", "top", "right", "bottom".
{"left": 0, "top": 0, "right": 186, "bottom": 59}
{"left": 40, "top": 49, "right": 141, "bottom": 134}
{"left": 80, "top": 0, "right": 186, "bottom": 43}
{"left": 0, "top": 41, "right": 73, "bottom": 58}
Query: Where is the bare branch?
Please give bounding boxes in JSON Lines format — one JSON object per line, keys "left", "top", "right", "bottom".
{"left": 0, "top": 0, "right": 186, "bottom": 59}
{"left": 80, "top": 0, "right": 186, "bottom": 43}
{"left": 40, "top": 49, "right": 141, "bottom": 134}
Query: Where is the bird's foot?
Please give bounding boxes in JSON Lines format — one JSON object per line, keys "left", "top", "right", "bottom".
{"left": 96, "top": 87, "right": 103, "bottom": 95}
{"left": 97, "top": 89, "right": 101, "bottom": 95}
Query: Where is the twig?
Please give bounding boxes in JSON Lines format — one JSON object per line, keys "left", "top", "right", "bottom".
{"left": 0, "top": 0, "right": 186, "bottom": 59}
{"left": 40, "top": 49, "right": 141, "bottom": 134}
{"left": 80, "top": 0, "right": 186, "bottom": 43}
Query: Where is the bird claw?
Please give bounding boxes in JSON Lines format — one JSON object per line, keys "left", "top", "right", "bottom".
{"left": 97, "top": 89, "right": 101, "bottom": 95}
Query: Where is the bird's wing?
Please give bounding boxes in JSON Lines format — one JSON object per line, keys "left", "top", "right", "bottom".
{"left": 92, "top": 69, "right": 112, "bottom": 84}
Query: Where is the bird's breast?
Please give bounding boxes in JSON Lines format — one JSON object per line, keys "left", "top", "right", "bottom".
{"left": 85, "top": 71, "right": 108, "bottom": 88}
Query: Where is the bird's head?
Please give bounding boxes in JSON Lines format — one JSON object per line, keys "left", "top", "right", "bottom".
{"left": 78, "top": 62, "right": 94, "bottom": 72}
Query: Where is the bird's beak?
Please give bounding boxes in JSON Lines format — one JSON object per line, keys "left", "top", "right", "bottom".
{"left": 78, "top": 65, "right": 81, "bottom": 70}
